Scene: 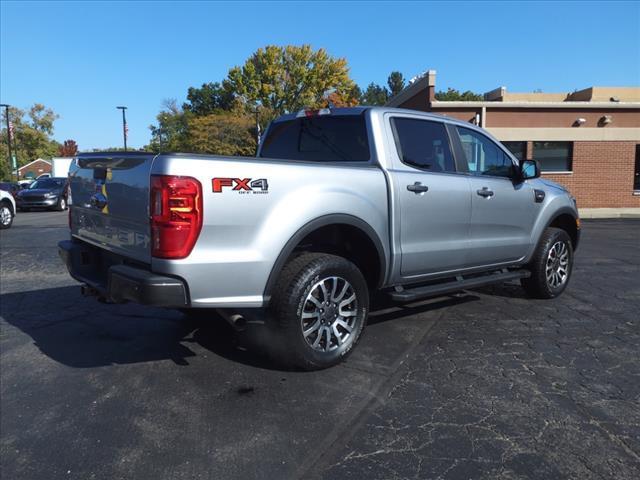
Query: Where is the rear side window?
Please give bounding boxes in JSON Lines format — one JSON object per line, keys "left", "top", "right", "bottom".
{"left": 391, "top": 118, "right": 455, "bottom": 172}
{"left": 260, "top": 115, "right": 370, "bottom": 162}
{"left": 456, "top": 127, "right": 514, "bottom": 178}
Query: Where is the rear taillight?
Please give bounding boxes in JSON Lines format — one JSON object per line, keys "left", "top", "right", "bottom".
{"left": 150, "top": 175, "right": 203, "bottom": 259}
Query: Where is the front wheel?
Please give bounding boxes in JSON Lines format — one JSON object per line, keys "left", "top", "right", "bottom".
{"left": 55, "top": 197, "right": 67, "bottom": 211}
{"left": 521, "top": 227, "right": 574, "bottom": 299}
{"left": 0, "top": 203, "right": 14, "bottom": 229}
{"left": 269, "top": 253, "right": 369, "bottom": 370}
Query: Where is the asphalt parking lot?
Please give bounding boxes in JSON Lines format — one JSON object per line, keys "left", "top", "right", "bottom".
{"left": 1, "top": 211, "right": 639, "bottom": 480}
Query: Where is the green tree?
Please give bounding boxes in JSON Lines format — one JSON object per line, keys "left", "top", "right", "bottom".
{"left": 360, "top": 83, "right": 389, "bottom": 106}
{"left": 147, "top": 99, "right": 191, "bottom": 152}
{"left": 387, "top": 71, "right": 405, "bottom": 97}
{"left": 225, "top": 45, "right": 358, "bottom": 116}
{"left": 435, "top": 88, "right": 484, "bottom": 101}
{"left": 0, "top": 104, "right": 61, "bottom": 179}
{"left": 183, "top": 82, "right": 235, "bottom": 115}
{"left": 187, "top": 112, "right": 256, "bottom": 156}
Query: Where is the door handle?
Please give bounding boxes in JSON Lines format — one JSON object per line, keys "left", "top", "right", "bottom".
{"left": 407, "top": 182, "right": 429, "bottom": 194}
{"left": 476, "top": 187, "right": 494, "bottom": 198}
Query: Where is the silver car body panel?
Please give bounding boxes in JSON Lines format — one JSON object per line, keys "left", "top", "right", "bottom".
{"left": 66, "top": 107, "right": 578, "bottom": 308}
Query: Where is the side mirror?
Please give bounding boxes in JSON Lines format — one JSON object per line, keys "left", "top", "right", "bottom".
{"left": 520, "top": 160, "right": 540, "bottom": 180}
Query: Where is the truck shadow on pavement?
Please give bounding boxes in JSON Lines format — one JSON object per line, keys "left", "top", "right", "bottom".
{"left": 0, "top": 286, "right": 480, "bottom": 371}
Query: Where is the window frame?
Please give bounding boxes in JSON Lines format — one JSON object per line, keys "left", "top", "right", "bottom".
{"left": 451, "top": 125, "right": 519, "bottom": 181}
{"left": 532, "top": 141, "right": 574, "bottom": 174}
{"left": 387, "top": 115, "right": 464, "bottom": 175}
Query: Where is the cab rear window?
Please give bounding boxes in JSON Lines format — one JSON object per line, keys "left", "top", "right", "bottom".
{"left": 260, "top": 115, "right": 370, "bottom": 162}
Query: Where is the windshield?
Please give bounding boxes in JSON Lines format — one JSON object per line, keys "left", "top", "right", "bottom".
{"left": 29, "top": 178, "right": 65, "bottom": 190}
{"left": 260, "top": 115, "right": 370, "bottom": 162}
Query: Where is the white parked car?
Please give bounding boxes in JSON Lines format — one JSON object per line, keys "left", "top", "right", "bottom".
{"left": 0, "top": 188, "right": 16, "bottom": 229}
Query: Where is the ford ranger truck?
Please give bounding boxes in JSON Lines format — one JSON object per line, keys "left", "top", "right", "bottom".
{"left": 58, "top": 107, "right": 580, "bottom": 370}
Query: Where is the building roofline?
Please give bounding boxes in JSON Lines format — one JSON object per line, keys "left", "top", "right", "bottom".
{"left": 17, "top": 158, "right": 52, "bottom": 170}
{"left": 430, "top": 100, "right": 640, "bottom": 109}
{"left": 385, "top": 71, "right": 434, "bottom": 107}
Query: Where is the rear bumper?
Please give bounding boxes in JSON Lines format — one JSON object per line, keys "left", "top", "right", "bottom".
{"left": 58, "top": 239, "right": 188, "bottom": 307}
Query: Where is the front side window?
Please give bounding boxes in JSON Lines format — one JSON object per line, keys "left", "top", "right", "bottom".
{"left": 391, "top": 117, "right": 455, "bottom": 172}
{"left": 456, "top": 127, "right": 514, "bottom": 178}
{"left": 533, "top": 142, "right": 573, "bottom": 172}
{"left": 260, "top": 115, "right": 370, "bottom": 162}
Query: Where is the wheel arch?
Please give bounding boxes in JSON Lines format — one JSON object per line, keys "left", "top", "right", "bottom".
{"left": 546, "top": 208, "right": 580, "bottom": 251}
{"left": 263, "top": 214, "right": 387, "bottom": 303}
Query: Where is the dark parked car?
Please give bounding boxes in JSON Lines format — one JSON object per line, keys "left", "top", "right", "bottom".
{"left": 0, "top": 182, "right": 23, "bottom": 199}
{"left": 16, "top": 177, "right": 69, "bottom": 211}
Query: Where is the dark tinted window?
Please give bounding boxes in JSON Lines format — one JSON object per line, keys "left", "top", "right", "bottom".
{"left": 456, "top": 127, "right": 514, "bottom": 178}
{"left": 533, "top": 142, "right": 573, "bottom": 172}
{"left": 29, "top": 178, "right": 65, "bottom": 189}
{"left": 391, "top": 118, "right": 455, "bottom": 172}
{"left": 502, "top": 141, "right": 526, "bottom": 161}
{"left": 260, "top": 115, "right": 370, "bottom": 162}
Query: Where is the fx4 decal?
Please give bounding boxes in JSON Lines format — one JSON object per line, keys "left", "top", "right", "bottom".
{"left": 212, "top": 178, "right": 269, "bottom": 194}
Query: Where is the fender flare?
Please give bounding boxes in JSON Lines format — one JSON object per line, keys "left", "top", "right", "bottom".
{"left": 538, "top": 206, "right": 580, "bottom": 250}
{"left": 263, "top": 214, "right": 387, "bottom": 303}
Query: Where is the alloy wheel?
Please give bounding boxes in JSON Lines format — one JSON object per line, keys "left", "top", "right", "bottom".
{"left": 546, "top": 241, "right": 570, "bottom": 289}
{"left": 300, "top": 276, "right": 358, "bottom": 353}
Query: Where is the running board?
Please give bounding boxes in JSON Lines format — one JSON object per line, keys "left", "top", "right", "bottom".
{"left": 388, "top": 269, "right": 530, "bottom": 302}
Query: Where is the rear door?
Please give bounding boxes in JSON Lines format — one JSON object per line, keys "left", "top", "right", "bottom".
{"left": 453, "top": 126, "right": 535, "bottom": 266}
{"left": 69, "top": 153, "right": 156, "bottom": 263}
{"left": 388, "top": 115, "right": 472, "bottom": 278}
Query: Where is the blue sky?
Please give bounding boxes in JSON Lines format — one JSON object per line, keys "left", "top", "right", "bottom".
{"left": 1, "top": 0, "right": 638, "bottom": 150}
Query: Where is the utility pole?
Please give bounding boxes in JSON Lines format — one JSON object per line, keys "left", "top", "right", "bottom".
{"left": 0, "top": 104, "right": 18, "bottom": 181}
{"left": 116, "top": 106, "right": 128, "bottom": 151}
{"left": 254, "top": 107, "right": 261, "bottom": 153}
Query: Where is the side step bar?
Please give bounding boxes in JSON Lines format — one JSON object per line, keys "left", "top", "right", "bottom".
{"left": 389, "top": 269, "right": 530, "bottom": 302}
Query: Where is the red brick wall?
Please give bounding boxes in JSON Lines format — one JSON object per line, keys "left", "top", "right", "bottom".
{"left": 18, "top": 160, "right": 52, "bottom": 178}
{"left": 532, "top": 141, "right": 640, "bottom": 208}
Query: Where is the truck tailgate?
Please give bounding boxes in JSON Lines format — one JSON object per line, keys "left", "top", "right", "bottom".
{"left": 69, "top": 153, "right": 157, "bottom": 264}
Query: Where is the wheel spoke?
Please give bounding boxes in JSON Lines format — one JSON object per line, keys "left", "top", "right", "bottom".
{"left": 340, "top": 294, "right": 356, "bottom": 308}
{"left": 303, "top": 320, "right": 321, "bottom": 337}
{"left": 324, "top": 326, "right": 332, "bottom": 351}
{"left": 339, "top": 308, "right": 357, "bottom": 317}
{"left": 333, "top": 282, "right": 349, "bottom": 302}
{"left": 335, "top": 318, "right": 353, "bottom": 333}
{"left": 332, "top": 324, "right": 343, "bottom": 346}
{"left": 319, "top": 281, "right": 330, "bottom": 303}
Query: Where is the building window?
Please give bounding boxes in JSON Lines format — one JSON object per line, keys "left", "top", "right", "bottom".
{"left": 501, "top": 141, "right": 526, "bottom": 161}
{"left": 533, "top": 142, "right": 573, "bottom": 172}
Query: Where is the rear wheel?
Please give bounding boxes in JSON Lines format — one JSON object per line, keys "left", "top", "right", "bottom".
{"left": 269, "top": 253, "right": 369, "bottom": 370}
{"left": 521, "top": 227, "right": 573, "bottom": 299}
{"left": 0, "top": 202, "right": 13, "bottom": 229}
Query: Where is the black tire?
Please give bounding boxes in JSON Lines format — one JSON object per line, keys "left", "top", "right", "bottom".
{"left": 521, "top": 227, "right": 573, "bottom": 299}
{"left": 269, "top": 253, "right": 369, "bottom": 370}
{"left": 0, "top": 202, "right": 14, "bottom": 229}
{"left": 55, "top": 197, "right": 67, "bottom": 211}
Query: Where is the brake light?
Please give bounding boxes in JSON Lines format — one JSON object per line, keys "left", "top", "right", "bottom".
{"left": 150, "top": 175, "right": 203, "bottom": 259}
{"left": 295, "top": 108, "right": 331, "bottom": 118}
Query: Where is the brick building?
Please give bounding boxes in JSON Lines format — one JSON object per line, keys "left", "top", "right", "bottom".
{"left": 17, "top": 158, "right": 51, "bottom": 179}
{"left": 386, "top": 71, "right": 640, "bottom": 210}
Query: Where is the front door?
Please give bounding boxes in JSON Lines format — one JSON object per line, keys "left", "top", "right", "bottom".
{"left": 454, "top": 126, "right": 536, "bottom": 266}
{"left": 388, "top": 116, "right": 472, "bottom": 278}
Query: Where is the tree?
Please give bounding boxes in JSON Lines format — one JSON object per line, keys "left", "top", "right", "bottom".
{"left": 387, "top": 71, "right": 405, "bottom": 97}
{"left": 225, "top": 45, "right": 358, "bottom": 116}
{"left": 187, "top": 112, "right": 256, "bottom": 156}
{"left": 58, "top": 140, "right": 78, "bottom": 157}
{"left": 147, "top": 99, "right": 191, "bottom": 152}
{"left": 360, "top": 83, "right": 389, "bottom": 106}
{"left": 435, "top": 88, "right": 484, "bottom": 101}
{"left": 0, "top": 104, "right": 61, "bottom": 179}
{"left": 183, "top": 82, "right": 235, "bottom": 115}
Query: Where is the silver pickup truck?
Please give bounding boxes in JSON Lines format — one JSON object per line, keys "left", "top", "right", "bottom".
{"left": 59, "top": 107, "right": 580, "bottom": 369}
